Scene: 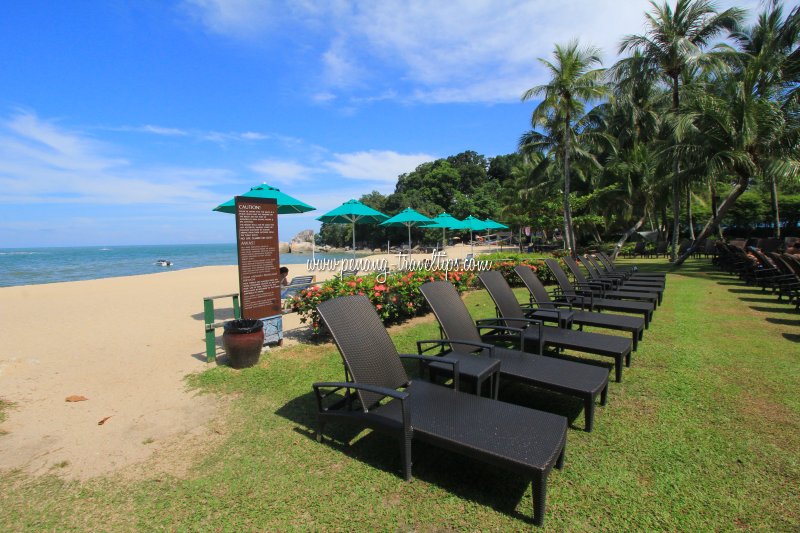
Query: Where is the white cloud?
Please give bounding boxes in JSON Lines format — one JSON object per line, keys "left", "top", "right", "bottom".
{"left": 0, "top": 112, "right": 228, "bottom": 205}
{"left": 325, "top": 150, "right": 436, "bottom": 184}
{"left": 183, "top": 0, "right": 762, "bottom": 105}
{"left": 240, "top": 131, "right": 267, "bottom": 140}
{"left": 141, "top": 125, "right": 189, "bottom": 136}
{"left": 250, "top": 158, "right": 315, "bottom": 184}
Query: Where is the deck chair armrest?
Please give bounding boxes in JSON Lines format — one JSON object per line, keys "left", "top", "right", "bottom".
{"left": 477, "top": 317, "right": 543, "bottom": 327}
{"left": 417, "top": 339, "right": 497, "bottom": 358}
{"left": 477, "top": 321, "right": 542, "bottom": 354}
{"left": 399, "top": 353, "right": 460, "bottom": 390}
{"left": 572, "top": 282, "right": 604, "bottom": 295}
{"left": 557, "top": 291, "right": 594, "bottom": 310}
{"left": 312, "top": 381, "right": 410, "bottom": 415}
{"left": 313, "top": 382, "right": 409, "bottom": 401}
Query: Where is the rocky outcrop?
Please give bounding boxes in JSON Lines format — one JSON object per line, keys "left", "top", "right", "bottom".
{"left": 288, "top": 229, "right": 315, "bottom": 253}
{"left": 279, "top": 242, "right": 291, "bottom": 254}
{"left": 290, "top": 241, "right": 313, "bottom": 253}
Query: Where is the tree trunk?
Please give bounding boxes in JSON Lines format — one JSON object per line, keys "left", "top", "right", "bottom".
{"left": 687, "top": 185, "right": 695, "bottom": 240}
{"left": 670, "top": 76, "right": 681, "bottom": 262}
{"left": 563, "top": 110, "right": 575, "bottom": 258}
{"left": 770, "top": 176, "right": 781, "bottom": 238}
{"left": 592, "top": 225, "right": 602, "bottom": 244}
{"left": 613, "top": 212, "right": 647, "bottom": 260}
{"left": 674, "top": 175, "right": 750, "bottom": 265}
{"left": 709, "top": 178, "right": 722, "bottom": 239}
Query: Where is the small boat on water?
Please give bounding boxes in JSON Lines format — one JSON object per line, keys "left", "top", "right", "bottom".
{"left": 155, "top": 259, "right": 173, "bottom": 267}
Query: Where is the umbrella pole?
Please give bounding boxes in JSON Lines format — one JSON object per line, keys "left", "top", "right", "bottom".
{"left": 407, "top": 224, "right": 411, "bottom": 251}
{"left": 352, "top": 220, "right": 356, "bottom": 258}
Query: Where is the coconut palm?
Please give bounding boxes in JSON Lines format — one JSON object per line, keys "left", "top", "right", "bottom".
{"left": 672, "top": 64, "right": 799, "bottom": 265}
{"left": 520, "top": 40, "right": 609, "bottom": 257}
{"left": 731, "top": 1, "right": 800, "bottom": 237}
{"left": 620, "top": 0, "right": 744, "bottom": 260}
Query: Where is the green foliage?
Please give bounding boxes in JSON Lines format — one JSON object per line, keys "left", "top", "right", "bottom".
{"left": 289, "top": 269, "right": 479, "bottom": 335}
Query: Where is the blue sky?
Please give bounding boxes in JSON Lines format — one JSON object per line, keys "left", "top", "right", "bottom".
{"left": 0, "top": 0, "right": 763, "bottom": 247}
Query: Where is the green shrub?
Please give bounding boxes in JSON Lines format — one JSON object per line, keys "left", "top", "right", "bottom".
{"left": 289, "top": 269, "right": 478, "bottom": 335}
{"left": 288, "top": 257, "right": 553, "bottom": 335}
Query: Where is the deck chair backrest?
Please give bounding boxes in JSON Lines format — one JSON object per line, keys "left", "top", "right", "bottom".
{"left": 514, "top": 265, "right": 555, "bottom": 308}
{"left": 749, "top": 247, "right": 776, "bottom": 268}
{"left": 477, "top": 271, "right": 527, "bottom": 327}
{"left": 782, "top": 254, "right": 800, "bottom": 276}
{"left": 317, "top": 295, "right": 409, "bottom": 409}
{"left": 596, "top": 252, "right": 616, "bottom": 270}
{"left": 770, "top": 253, "right": 796, "bottom": 276}
{"left": 562, "top": 256, "right": 590, "bottom": 285}
{"left": 704, "top": 240, "right": 717, "bottom": 254}
{"left": 419, "top": 281, "right": 484, "bottom": 353}
{"left": 545, "top": 258, "right": 575, "bottom": 295}
{"left": 577, "top": 255, "right": 601, "bottom": 279}
{"left": 655, "top": 241, "right": 668, "bottom": 254}
{"left": 586, "top": 255, "right": 612, "bottom": 276}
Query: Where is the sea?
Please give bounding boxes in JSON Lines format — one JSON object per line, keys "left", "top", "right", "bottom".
{"left": 0, "top": 244, "right": 358, "bottom": 288}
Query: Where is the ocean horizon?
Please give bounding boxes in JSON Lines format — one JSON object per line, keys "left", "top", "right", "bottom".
{"left": 0, "top": 243, "right": 361, "bottom": 288}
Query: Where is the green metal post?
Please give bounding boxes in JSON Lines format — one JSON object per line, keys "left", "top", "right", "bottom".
{"left": 232, "top": 294, "right": 241, "bottom": 319}
{"left": 203, "top": 298, "right": 216, "bottom": 362}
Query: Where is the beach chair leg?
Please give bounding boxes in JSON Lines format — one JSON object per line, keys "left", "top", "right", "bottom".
{"left": 600, "top": 384, "right": 608, "bottom": 406}
{"left": 615, "top": 356, "right": 623, "bottom": 383}
{"left": 532, "top": 474, "right": 547, "bottom": 527}
{"left": 584, "top": 397, "right": 595, "bottom": 432}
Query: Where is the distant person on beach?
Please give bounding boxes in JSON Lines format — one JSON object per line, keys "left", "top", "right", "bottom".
{"left": 279, "top": 266, "right": 289, "bottom": 286}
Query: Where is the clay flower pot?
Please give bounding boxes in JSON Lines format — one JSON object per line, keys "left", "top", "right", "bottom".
{"left": 222, "top": 319, "right": 264, "bottom": 369}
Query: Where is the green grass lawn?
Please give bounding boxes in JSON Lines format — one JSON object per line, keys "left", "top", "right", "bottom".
{"left": 1, "top": 258, "right": 798, "bottom": 531}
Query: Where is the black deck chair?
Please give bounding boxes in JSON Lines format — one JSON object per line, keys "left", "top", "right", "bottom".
{"left": 477, "top": 271, "right": 632, "bottom": 383}
{"left": 281, "top": 275, "right": 315, "bottom": 300}
{"left": 767, "top": 253, "right": 800, "bottom": 303}
{"left": 545, "top": 258, "right": 655, "bottom": 328}
{"left": 514, "top": 265, "right": 645, "bottom": 351}
{"left": 313, "top": 294, "right": 567, "bottom": 526}
{"left": 418, "top": 281, "right": 609, "bottom": 429}
{"left": 587, "top": 255, "right": 665, "bottom": 289}
{"left": 562, "top": 256, "right": 659, "bottom": 307}
{"left": 580, "top": 256, "right": 664, "bottom": 305}
{"left": 596, "top": 252, "right": 666, "bottom": 281}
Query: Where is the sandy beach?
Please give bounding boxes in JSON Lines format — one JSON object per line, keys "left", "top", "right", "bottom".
{"left": 0, "top": 244, "right": 497, "bottom": 479}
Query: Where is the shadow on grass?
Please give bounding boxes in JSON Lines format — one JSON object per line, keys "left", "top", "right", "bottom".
{"left": 749, "top": 305, "right": 799, "bottom": 315}
{"left": 275, "top": 391, "right": 535, "bottom": 524}
{"left": 738, "top": 296, "right": 782, "bottom": 303}
{"left": 728, "top": 288, "right": 770, "bottom": 295}
{"left": 783, "top": 333, "right": 800, "bottom": 343}
{"left": 765, "top": 317, "right": 800, "bottom": 327}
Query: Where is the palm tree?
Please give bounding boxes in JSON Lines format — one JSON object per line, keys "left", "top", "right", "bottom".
{"left": 520, "top": 40, "right": 608, "bottom": 257}
{"left": 620, "top": 0, "right": 743, "bottom": 260}
{"left": 672, "top": 64, "right": 799, "bottom": 265}
{"left": 606, "top": 50, "right": 670, "bottom": 257}
{"left": 731, "top": 1, "right": 800, "bottom": 238}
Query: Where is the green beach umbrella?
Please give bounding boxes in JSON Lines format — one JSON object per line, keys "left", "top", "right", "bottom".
{"left": 481, "top": 218, "right": 509, "bottom": 230}
{"left": 459, "top": 216, "right": 490, "bottom": 252}
{"left": 213, "top": 183, "right": 316, "bottom": 214}
{"left": 422, "top": 212, "right": 465, "bottom": 249}
{"left": 316, "top": 199, "right": 389, "bottom": 256}
{"left": 379, "top": 207, "right": 434, "bottom": 250}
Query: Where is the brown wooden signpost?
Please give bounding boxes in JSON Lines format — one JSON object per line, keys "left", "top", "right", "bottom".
{"left": 235, "top": 196, "right": 281, "bottom": 319}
